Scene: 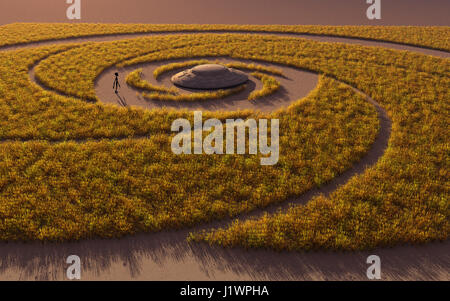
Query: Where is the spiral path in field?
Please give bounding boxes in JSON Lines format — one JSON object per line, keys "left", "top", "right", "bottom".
{"left": 0, "top": 29, "right": 448, "bottom": 281}
{"left": 96, "top": 57, "right": 318, "bottom": 112}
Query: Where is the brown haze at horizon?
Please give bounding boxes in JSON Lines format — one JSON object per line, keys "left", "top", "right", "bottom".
{"left": 0, "top": 0, "right": 449, "bottom": 26}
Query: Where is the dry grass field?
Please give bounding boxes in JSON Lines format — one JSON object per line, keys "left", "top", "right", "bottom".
{"left": 0, "top": 24, "right": 447, "bottom": 252}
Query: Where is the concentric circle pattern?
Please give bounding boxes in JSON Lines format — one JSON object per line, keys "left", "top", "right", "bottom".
{"left": 0, "top": 25, "right": 448, "bottom": 253}
{"left": 123, "top": 59, "right": 285, "bottom": 103}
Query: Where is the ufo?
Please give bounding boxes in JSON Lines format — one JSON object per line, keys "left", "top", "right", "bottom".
{"left": 171, "top": 64, "right": 248, "bottom": 90}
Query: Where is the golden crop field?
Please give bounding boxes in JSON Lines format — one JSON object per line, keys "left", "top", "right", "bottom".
{"left": 148, "top": 60, "right": 284, "bottom": 79}
{"left": 126, "top": 68, "right": 178, "bottom": 94}
{"left": 1, "top": 23, "right": 449, "bottom": 51}
{"left": 142, "top": 84, "right": 246, "bottom": 102}
{"left": 248, "top": 72, "right": 281, "bottom": 100}
{"left": 0, "top": 24, "right": 448, "bottom": 251}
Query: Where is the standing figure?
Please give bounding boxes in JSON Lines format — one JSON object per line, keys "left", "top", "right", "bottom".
{"left": 113, "top": 72, "right": 121, "bottom": 93}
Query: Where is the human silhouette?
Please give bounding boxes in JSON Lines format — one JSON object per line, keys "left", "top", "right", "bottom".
{"left": 113, "top": 72, "right": 121, "bottom": 93}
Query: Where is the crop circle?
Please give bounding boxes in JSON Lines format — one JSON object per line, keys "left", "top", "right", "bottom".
{"left": 0, "top": 25, "right": 446, "bottom": 252}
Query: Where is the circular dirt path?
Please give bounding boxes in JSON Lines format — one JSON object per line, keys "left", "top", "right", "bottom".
{"left": 95, "top": 57, "right": 319, "bottom": 112}
{"left": 0, "top": 30, "right": 448, "bottom": 280}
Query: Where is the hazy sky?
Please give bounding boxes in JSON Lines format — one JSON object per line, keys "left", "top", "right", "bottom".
{"left": 0, "top": 0, "right": 449, "bottom": 26}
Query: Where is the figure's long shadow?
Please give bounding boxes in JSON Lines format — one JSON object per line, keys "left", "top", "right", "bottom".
{"left": 116, "top": 92, "right": 127, "bottom": 107}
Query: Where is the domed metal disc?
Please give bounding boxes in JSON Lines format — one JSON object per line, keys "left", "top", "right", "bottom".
{"left": 171, "top": 64, "right": 248, "bottom": 90}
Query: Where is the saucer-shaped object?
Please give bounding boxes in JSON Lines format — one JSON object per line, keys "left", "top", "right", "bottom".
{"left": 171, "top": 64, "right": 248, "bottom": 89}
